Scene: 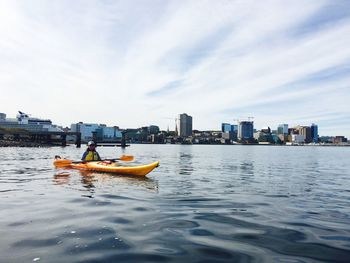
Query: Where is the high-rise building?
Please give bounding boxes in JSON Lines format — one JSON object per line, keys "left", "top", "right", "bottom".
{"left": 238, "top": 121, "right": 254, "bottom": 141}
{"left": 221, "top": 123, "right": 238, "bottom": 133}
{"left": 311, "top": 123, "right": 318, "bottom": 143}
{"left": 298, "top": 126, "right": 312, "bottom": 143}
{"left": 221, "top": 123, "right": 238, "bottom": 141}
{"left": 221, "top": 123, "right": 231, "bottom": 133}
{"left": 177, "top": 113, "right": 193, "bottom": 137}
{"left": 232, "top": 125, "right": 238, "bottom": 133}
{"left": 277, "top": 124, "right": 288, "bottom": 135}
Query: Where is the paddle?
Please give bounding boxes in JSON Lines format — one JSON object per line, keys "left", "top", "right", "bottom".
{"left": 54, "top": 155, "right": 134, "bottom": 168}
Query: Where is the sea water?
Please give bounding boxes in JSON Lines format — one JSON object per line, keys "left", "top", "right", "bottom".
{"left": 0, "top": 145, "right": 349, "bottom": 262}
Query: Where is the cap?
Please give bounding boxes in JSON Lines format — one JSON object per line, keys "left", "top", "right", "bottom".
{"left": 87, "top": 141, "right": 96, "bottom": 146}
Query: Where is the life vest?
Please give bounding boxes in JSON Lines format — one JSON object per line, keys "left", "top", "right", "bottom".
{"left": 84, "top": 150, "right": 99, "bottom": 161}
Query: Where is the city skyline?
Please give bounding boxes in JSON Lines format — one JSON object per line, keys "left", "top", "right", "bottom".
{"left": 1, "top": 110, "right": 343, "bottom": 140}
{"left": 1, "top": 1, "right": 350, "bottom": 138}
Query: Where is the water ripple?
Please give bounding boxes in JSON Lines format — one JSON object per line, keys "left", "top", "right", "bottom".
{"left": 1, "top": 146, "right": 350, "bottom": 262}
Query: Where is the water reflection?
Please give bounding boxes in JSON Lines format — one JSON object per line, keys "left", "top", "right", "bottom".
{"left": 239, "top": 160, "right": 254, "bottom": 175}
{"left": 79, "top": 171, "right": 97, "bottom": 198}
{"left": 178, "top": 150, "right": 194, "bottom": 175}
{"left": 53, "top": 172, "right": 71, "bottom": 185}
{"left": 238, "top": 160, "right": 255, "bottom": 187}
{"left": 53, "top": 170, "right": 159, "bottom": 197}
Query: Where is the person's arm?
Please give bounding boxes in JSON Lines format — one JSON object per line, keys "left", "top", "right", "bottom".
{"left": 81, "top": 151, "right": 88, "bottom": 161}
{"left": 96, "top": 152, "right": 101, "bottom": 161}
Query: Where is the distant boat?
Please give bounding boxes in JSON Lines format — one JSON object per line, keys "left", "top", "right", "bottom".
{"left": 17, "top": 111, "right": 52, "bottom": 125}
{"left": 0, "top": 111, "right": 62, "bottom": 132}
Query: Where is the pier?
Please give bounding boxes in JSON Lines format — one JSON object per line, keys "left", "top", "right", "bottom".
{"left": 0, "top": 129, "right": 81, "bottom": 147}
{"left": 91, "top": 130, "right": 130, "bottom": 148}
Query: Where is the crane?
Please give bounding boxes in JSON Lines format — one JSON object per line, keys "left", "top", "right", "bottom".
{"left": 232, "top": 117, "right": 254, "bottom": 123}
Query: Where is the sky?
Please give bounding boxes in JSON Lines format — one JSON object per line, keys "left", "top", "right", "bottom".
{"left": 0, "top": 0, "right": 350, "bottom": 137}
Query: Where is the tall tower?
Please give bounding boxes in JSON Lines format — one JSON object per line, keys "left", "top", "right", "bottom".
{"left": 311, "top": 123, "right": 318, "bottom": 143}
{"left": 238, "top": 121, "right": 254, "bottom": 141}
{"left": 177, "top": 113, "right": 193, "bottom": 137}
{"left": 277, "top": 124, "right": 288, "bottom": 135}
{"left": 299, "top": 126, "right": 312, "bottom": 143}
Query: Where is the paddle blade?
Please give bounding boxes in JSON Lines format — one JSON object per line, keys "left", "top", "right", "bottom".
{"left": 118, "top": 155, "right": 134, "bottom": 161}
{"left": 54, "top": 159, "right": 73, "bottom": 168}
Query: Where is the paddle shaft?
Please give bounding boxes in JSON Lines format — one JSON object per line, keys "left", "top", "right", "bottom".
{"left": 55, "top": 155, "right": 134, "bottom": 164}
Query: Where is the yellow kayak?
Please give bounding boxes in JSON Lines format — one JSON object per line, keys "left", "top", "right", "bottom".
{"left": 54, "top": 159, "right": 159, "bottom": 176}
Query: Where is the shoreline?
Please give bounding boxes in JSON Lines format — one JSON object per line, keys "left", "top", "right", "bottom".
{"left": 0, "top": 140, "right": 54, "bottom": 147}
{"left": 1, "top": 140, "right": 349, "bottom": 147}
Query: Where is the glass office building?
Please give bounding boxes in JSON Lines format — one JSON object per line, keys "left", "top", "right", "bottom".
{"left": 238, "top": 121, "right": 254, "bottom": 141}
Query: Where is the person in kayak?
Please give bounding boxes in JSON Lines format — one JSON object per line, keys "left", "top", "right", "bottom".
{"left": 81, "top": 141, "right": 101, "bottom": 161}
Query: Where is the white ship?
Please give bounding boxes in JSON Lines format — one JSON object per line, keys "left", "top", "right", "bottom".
{"left": 0, "top": 111, "right": 63, "bottom": 132}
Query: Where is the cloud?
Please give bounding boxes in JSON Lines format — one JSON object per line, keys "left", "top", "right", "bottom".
{"left": 146, "top": 79, "right": 183, "bottom": 97}
{"left": 0, "top": 0, "right": 349, "bottom": 137}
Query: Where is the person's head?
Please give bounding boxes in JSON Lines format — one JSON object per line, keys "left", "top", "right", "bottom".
{"left": 87, "top": 141, "right": 96, "bottom": 150}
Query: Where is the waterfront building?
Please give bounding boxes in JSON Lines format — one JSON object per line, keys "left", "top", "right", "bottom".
{"left": 71, "top": 122, "right": 100, "bottom": 141}
{"left": 291, "top": 134, "right": 305, "bottom": 143}
{"left": 231, "top": 125, "right": 238, "bottom": 141}
{"left": 99, "top": 125, "right": 114, "bottom": 139}
{"left": 277, "top": 124, "right": 288, "bottom": 135}
{"left": 177, "top": 113, "right": 192, "bottom": 137}
{"left": 221, "top": 123, "right": 238, "bottom": 133}
{"left": 238, "top": 121, "right": 254, "bottom": 142}
{"left": 138, "top": 127, "right": 149, "bottom": 142}
{"left": 221, "top": 132, "right": 231, "bottom": 143}
{"left": 191, "top": 130, "right": 223, "bottom": 144}
{"left": 298, "top": 126, "right": 312, "bottom": 143}
{"left": 261, "top": 127, "right": 271, "bottom": 134}
{"left": 71, "top": 122, "right": 122, "bottom": 142}
{"left": 319, "top": 136, "right": 332, "bottom": 143}
{"left": 123, "top": 126, "right": 161, "bottom": 143}
{"left": 221, "top": 123, "right": 238, "bottom": 141}
{"left": 311, "top": 123, "right": 318, "bottom": 143}
{"left": 254, "top": 127, "right": 274, "bottom": 143}
{"left": 148, "top": 125, "right": 160, "bottom": 134}
{"left": 98, "top": 125, "right": 122, "bottom": 141}
{"left": 221, "top": 123, "right": 231, "bottom": 133}
{"left": 123, "top": 128, "right": 139, "bottom": 143}
{"left": 288, "top": 127, "right": 298, "bottom": 135}
{"left": 253, "top": 131, "right": 261, "bottom": 141}
{"left": 271, "top": 134, "right": 280, "bottom": 144}
{"left": 333, "top": 136, "right": 347, "bottom": 144}
{"left": 278, "top": 134, "right": 289, "bottom": 143}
